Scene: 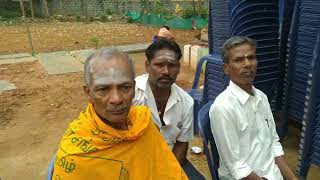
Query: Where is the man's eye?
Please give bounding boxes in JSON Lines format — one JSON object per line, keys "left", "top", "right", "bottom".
{"left": 96, "top": 87, "right": 108, "bottom": 91}
{"left": 155, "top": 63, "right": 165, "bottom": 67}
{"left": 248, "top": 56, "right": 256, "bottom": 60}
{"left": 122, "top": 86, "right": 132, "bottom": 90}
{"left": 168, "top": 63, "right": 179, "bottom": 67}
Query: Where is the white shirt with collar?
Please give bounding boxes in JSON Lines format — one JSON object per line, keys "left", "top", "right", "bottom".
{"left": 209, "top": 81, "right": 284, "bottom": 180}
{"left": 133, "top": 74, "right": 194, "bottom": 149}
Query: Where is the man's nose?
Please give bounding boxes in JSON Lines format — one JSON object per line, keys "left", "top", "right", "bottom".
{"left": 109, "top": 88, "right": 122, "bottom": 104}
{"left": 243, "top": 57, "right": 251, "bottom": 67}
{"left": 162, "top": 65, "right": 169, "bottom": 75}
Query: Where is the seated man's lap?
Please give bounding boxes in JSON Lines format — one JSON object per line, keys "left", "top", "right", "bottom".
{"left": 182, "top": 160, "right": 206, "bottom": 180}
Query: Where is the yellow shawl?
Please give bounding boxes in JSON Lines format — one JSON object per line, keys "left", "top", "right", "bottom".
{"left": 52, "top": 104, "right": 187, "bottom": 180}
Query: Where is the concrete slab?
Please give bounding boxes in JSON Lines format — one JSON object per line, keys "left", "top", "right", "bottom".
{"left": 116, "top": 43, "right": 150, "bottom": 53}
{"left": 37, "top": 51, "right": 83, "bottom": 75}
{"left": 0, "top": 56, "right": 38, "bottom": 65}
{"left": 0, "top": 53, "right": 32, "bottom": 60}
{"left": 70, "top": 43, "right": 150, "bottom": 63}
{"left": 0, "top": 80, "right": 17, "bottom": 92}
{"left": 0, "top": 43, "right": 149, "bottom": 74}
{"left": 70, "top": 49, "right": 94, "bottom": 63}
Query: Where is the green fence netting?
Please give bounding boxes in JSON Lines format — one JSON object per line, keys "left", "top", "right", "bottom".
{"left": 141, "top": 13, "right": 166, "bottom": 26}
{"left": 126, "top": 11, "right": 207, "bottom": 30}
{"left": 126, "top": 11, "right": 141, "bottom": 23}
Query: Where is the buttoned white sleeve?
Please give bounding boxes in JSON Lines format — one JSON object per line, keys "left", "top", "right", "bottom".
{"left": 209, "top": 104, "right": 252, "bottom": 179}
{"left": 265, "top": 97, "right": 284, "bottom": 158}
{"left": 176, "top": 102, "right": 194, "bottom": 142}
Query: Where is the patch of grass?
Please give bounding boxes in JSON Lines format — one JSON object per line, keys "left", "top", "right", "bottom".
{"left": 0, "top": 9, "right": 21, "bottom": 19}
{"left": 100, "top": 15, "right": 107, "bottom": 22}
{"left": 127, "top": 16, "right": 134, "bottom": 23}
{"left": 0, "top": 9, "right": 22, "bottom": 24}
{"left": 105, "top": 8, "right": 114, "bottom": 15}
{"left": 198, "top": 6, "right": 208, "bottom": 19}
{"left": 182, "top": 6, "right": 197, "bottom": 19}
{"left": 0, "top": 18, "right": 22, "bottom": 26}
{"left": 75, "top": 15, "right": 81, "bottom": 22}
{"left": 90, "top": 37, "right": 101, "bottom": 49}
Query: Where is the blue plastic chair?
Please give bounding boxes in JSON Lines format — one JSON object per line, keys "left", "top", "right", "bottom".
{"left": 198, "top": 101, "right": 220, "bottom": 180}
{"left": 187, "top": 54, "right": 227, "bottom": 135}
{"left": 46, "top": 154, "right": 55, "bottom": 180}
{"left": 201, "top": 54, "right": 229, "bottom": 106}
{"left": 186, "top": 56, "right": 210, "bottom": 135}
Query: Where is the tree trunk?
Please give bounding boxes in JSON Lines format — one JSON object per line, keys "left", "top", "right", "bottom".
{"left": 41, "top": 0, "right": 50, "bottom": 18}
{"left": 81, "top": 0, "right": 89, "bottom": 21}
{"left": 59, "top": 0, "right": 63, "bottom": 13}
{"left": 29, "top": 0, "right": 34, "bottom": 19}
{"left": 19, "top": 0, "right": 26, "bottom": 20}
{"left": 192, "top": 0, "right": 196, "bottom": 16}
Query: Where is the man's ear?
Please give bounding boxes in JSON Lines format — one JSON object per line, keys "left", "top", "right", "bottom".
{"left": 83, "top": 85, "right": 93, "bottom": 103}
{"left": 145, "top": 60, "right": 150, "bottom": 73}
{"left": 132, "top": 80, "right": 136, "bottom": 99}
{"left": 223, "top": 63, "right": 229, "bottom": 75}
{"left": 177, "top": 62, "right": 181, "bottom": 74}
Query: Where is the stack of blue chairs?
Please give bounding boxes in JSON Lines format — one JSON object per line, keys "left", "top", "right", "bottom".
{"left": 278, "top": 0, "right": 302, "bottom": 138}
{"left": 198, "top": 0, "right": 320, "bottom": 178}
{"left": 296, "top": 30, "right": 320, "bottom": 178}
{"left": 275, "top": 0, "right": 296, "bottom": 112}
{"left": 230, "top": 0, "right": 280, "bottom": 99}
{"left": 202, "top": 0, "right": 280, "bottom": 105}
{"left": 283, "top": 0, "right": 320, "bottom": 124}
{"left": 209, "top": 0, "right": 230, "bottom": 53}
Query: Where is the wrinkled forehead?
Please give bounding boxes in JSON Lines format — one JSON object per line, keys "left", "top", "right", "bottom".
{"left": 230, "top": 44, "right": 256, "bottom": 56}
{"left": 89, "top": 58, "right": 133, "bottom": 86}
{"left": 152, "top": 49, "right": 179, "bottom": 63}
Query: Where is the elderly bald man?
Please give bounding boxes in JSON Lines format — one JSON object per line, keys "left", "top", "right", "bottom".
{"left": 52, "top": 48, "right": 187, "bottom": 180}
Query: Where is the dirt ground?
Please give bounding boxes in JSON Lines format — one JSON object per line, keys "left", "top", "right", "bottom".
{"left": 0, "top": 20, "right": 199, "bottom": 54}
{"left": 0, "top": 53, "right": 210, "bottom": 179}
{"left": 0, "top": 20, "right": 206, "bottom": 179}
{"left": 0, "top": 21, "right": 319, "bottom": 180}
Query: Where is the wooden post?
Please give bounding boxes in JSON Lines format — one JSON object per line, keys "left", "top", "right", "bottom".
{"left": 29, "top": 0, "right": 34, "bottom": 19}
{"left": 192, "top": 0, "right": 196, "bottom": 16}
{"left": 19, "top": 0, "right": 26, "bottom": 20}
{"left": 25, "top": 21, "right": 35, "bottom": 55}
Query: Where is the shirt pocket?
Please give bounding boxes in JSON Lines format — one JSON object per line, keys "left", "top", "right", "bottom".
{"left": 257, "top": 112, "right": 272, "bottom": 146}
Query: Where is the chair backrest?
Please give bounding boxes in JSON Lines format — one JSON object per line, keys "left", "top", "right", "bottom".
{"left": 198, "top": 101, "right": 220, "bottom": 180}
{"left": 202, "top": 54, "right": 229, "bottom": 106}
{"left": 47, "top": 154, "right": 56, "bottom": 180}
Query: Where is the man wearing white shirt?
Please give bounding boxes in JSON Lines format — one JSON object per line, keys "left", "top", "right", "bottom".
{"left": 209, "top": 36, "right": 296, "bottom": 180}
{"left": 133, "top": 39, "right": 204, "bottom": 179}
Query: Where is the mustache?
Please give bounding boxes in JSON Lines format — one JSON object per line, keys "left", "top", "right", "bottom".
{"left": 158, "top": 76, "right": 174, "bottom": 81}
{"left": 240, "top": 70, "right": 255, "bottom": 75}
{"left": 106, "top": 105, "right": 129, "bottom": 112}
